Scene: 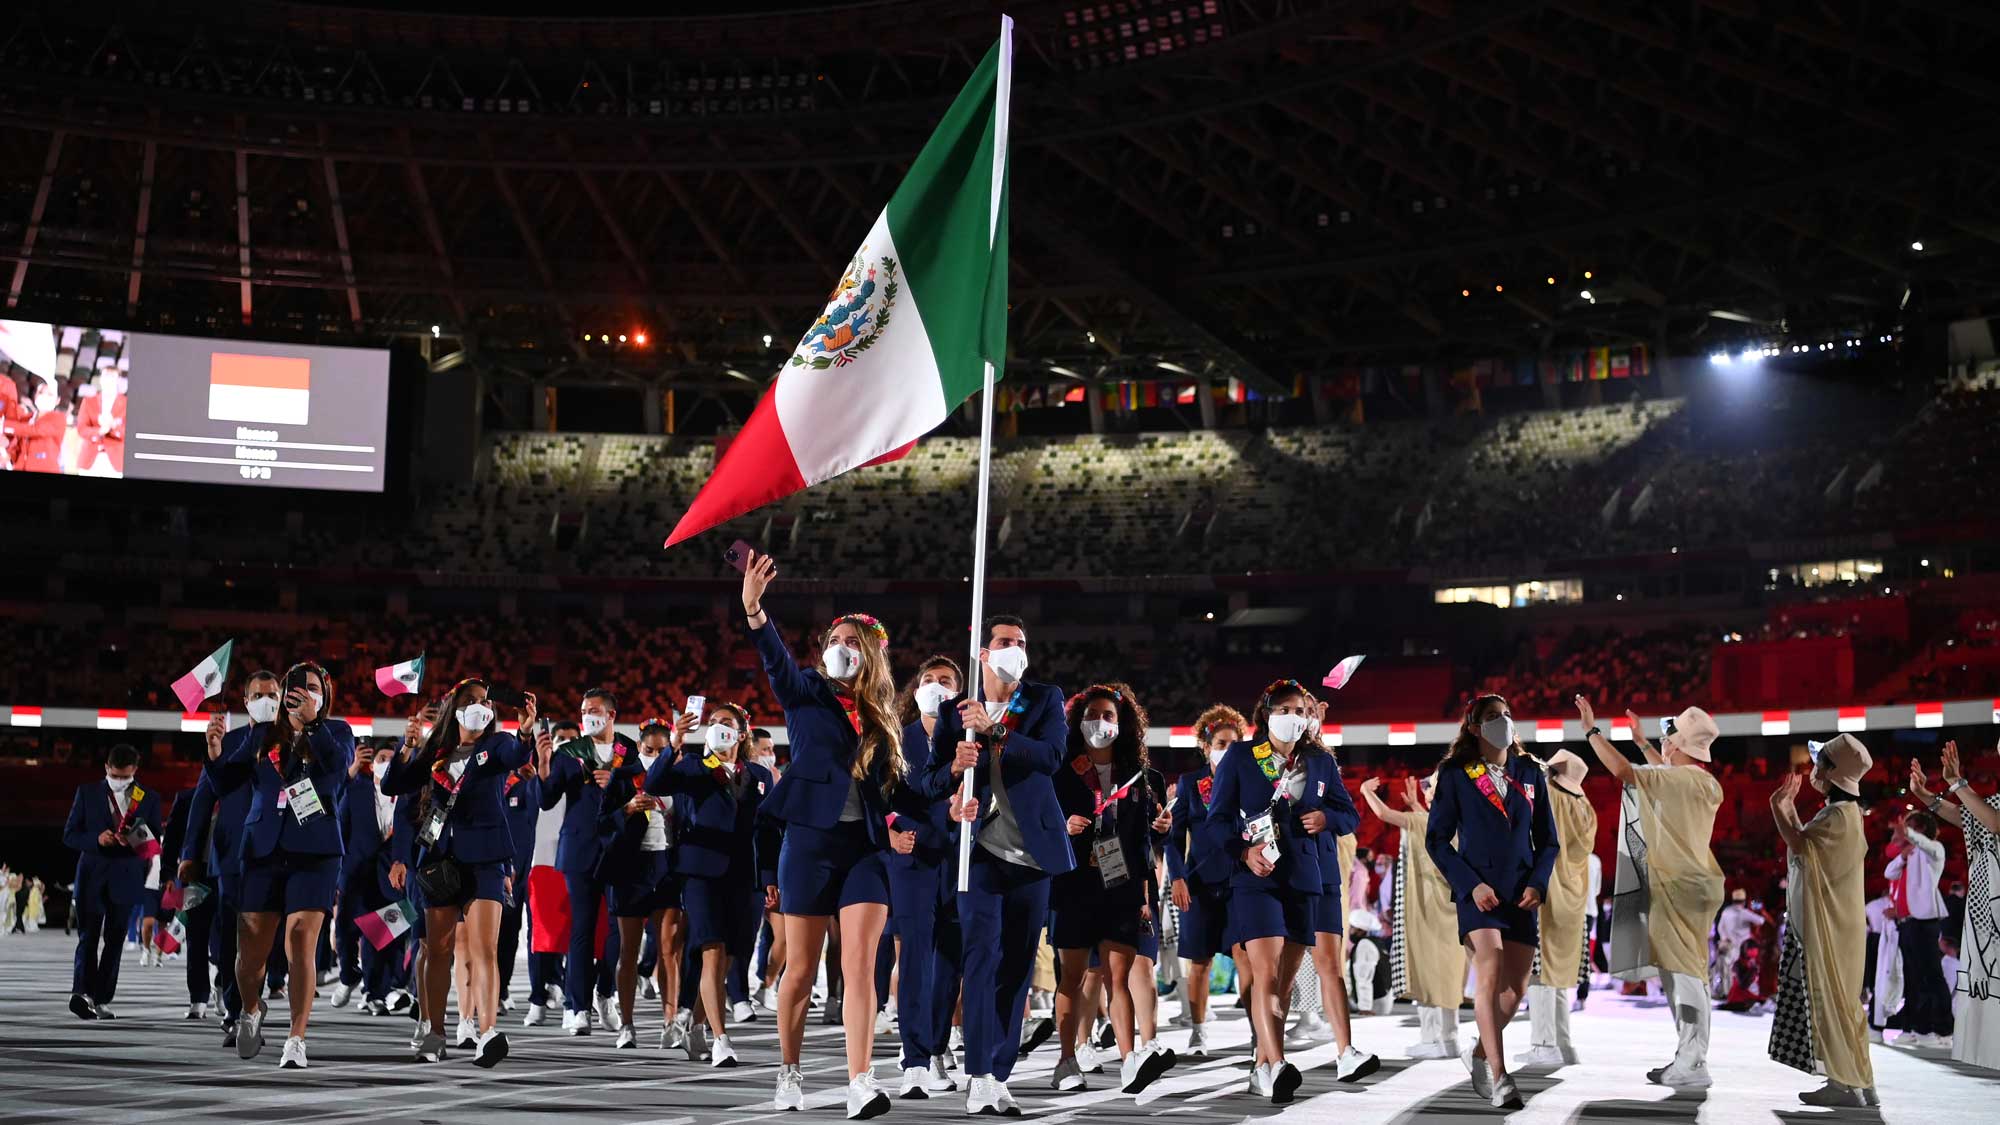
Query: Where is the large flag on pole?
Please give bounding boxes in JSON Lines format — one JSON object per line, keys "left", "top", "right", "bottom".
{"left": 664, "top": 26, "right": 1011, "bottom": 547}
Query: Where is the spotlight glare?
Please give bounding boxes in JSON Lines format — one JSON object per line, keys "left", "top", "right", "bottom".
{"left": 1494, "top": 284, "right": 1504, "bottom": 293}
{"left": 1546, "top": 276, "right": 1555, "bottom": 285}
{"left": 1709, "top": 352, "right": 1732, "bottom": 366}
{"left": 619, "top": 334, "right": 627, "bottom": 343}
{"left": 1461, "top": 288, "right": 1470, "bottom": 297}
{"left": 635, "top": 332, "right": 647, "bottom": 345}
{"left": 762, "top": 334, "right": 773, "bottom": 348}
{"left": 1911, "top": 240, "right": 1924, "bottom": 251}
{"left": 430, "top": 324, "right": 440, "bottom": 337}
{"left": 1583, "top": 270, "right": 1593, "bottom": 279}
{"left": 1578, "top": 289, "right": 1593, "bottom": 301}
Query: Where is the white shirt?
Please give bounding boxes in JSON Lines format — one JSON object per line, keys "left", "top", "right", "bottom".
{"left": 591, "top": 739, "right": 616, "bottom": 766}
{"left": 108, "top": 784, "right": 132, "bottom": 818}
{"left": 1717, "top": 903, "right": 1761, "bottom": 945}
{"left": 1093, "top": 763, "right": 1118, "bottom": 811}
{"left": 1587, "top": 852, "right": 1603, "bottom": 903}
{"left": 637, "top": 750, "right": 670, "bottom": 850}
{"left": 532, "top": 794, "right": 564, "bottom": 867}
{"left": 1487, "top": 766, "right": 1511, "bottom": 801}
{"left": 372, "top": 770, "right": 395, "bottom": 836}
{"left": 1275, "top": 755, "right": 1307, "bottom": 802}
{"left": 1885, "top": 829, "right": 1947, "bottom": 920}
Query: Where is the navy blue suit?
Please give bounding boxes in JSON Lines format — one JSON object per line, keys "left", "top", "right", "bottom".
{"left": 918, "top": 679, "right": 1073, "bottom": 1082}
{"left": 179, "top": 729, "right": 258, "bottom": 1019}
{"left": 1425, "top": 754, "right": 1561, "bottom": 944}
{"left": 162, "top": 786, "right": 219, "bottom": 1006}
{"left": 542, "top": 735, "right": 639, "bottom": 1013}
{"left": 381, "top": 730, "right": 533, "bottom": 866}
{"left": 750, "top": 617, "right": 892, "bottom": 841}
{"left": 1167, "top": 761, "right": 1235, "bottom": 962}
{"left": 1314, "top": 752, "right": 1363, "bottom": 931}
{"left": 63, "top": 779, "right": 161, "bottom": 1005}
{"left": 498, "top": 765, "right": 541, "bottom": 1003}
{"left": 887, "top": 717, "right": 962, "bottom": 1068}
{"left": 204, "top": 719, "right": 357, "bottom": 861}
{"left": 333, "top": 770, "right": 399, "bottom": 998}
{"left": 1050, "top": 753, "right": 1159, "bottom": 948}
{"left": 1199, "top": 741, "right": 1346, "bottom": 947}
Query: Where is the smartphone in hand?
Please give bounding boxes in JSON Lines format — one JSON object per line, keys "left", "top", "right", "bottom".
{"left": 724, "top": 539, "right": 756, "bottom": 573}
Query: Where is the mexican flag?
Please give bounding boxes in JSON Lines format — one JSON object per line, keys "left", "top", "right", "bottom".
{"left": 664, "top": 18, "right": 1012, "bottom": 547}
{"left": 158, "top": 915, "right": 186, "bottom": 956}
{"left": 356, "top": 899, "right": 417, "bottom": 950}
{"left": 170, "top": 639, "right": 234, "bottom": 713}
{"left": 375, "top": 653, "right": 426, "bottom": 697}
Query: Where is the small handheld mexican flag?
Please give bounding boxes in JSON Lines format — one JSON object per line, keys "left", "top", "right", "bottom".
{"left": 356, "top": 899, "right": 416, "bottom": 950}
{"left": 170, "top": 639, "right": 234, "bottom": 713}
{"left": 664, "top": 18, "right": 1011, "bottom": 546}
{"left": 157, "top": 915, "right": 186, "bottom": 956}
{"left": 375, "top": 652, "right": 426, "bottom": 697}
{"left": 126, "top": 820, "right": 162, "bottom": 861}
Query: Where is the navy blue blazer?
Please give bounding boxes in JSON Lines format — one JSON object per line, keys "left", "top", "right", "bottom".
{"left": 888, "top": 719, "right": 953, "bottom": 870}
{"left": 1052, "top": 753, "right": 1158, "bottom": 912}
{"left": 1424, "top": 753, "right": 1561, "bottom": 905}
{"left": 749, "top": 615, "right": 892, "bottom": 842}
{"left": 63, "top": 779, "right": 162, "bottom": 905}
{"left": 502, "top": 766, "right": 542, "bottom": 879}
{"left": 640, "top": 749, "right": 777, "bottom": 881}
{"left": 337, "top": 771, "right": 394, "bottom": 884}
{"left": 1314, "top": 755, "right": 1362, "bottom": 895}
{"left": 596, "top": 757, "right": 675, "bottom": 880}
{"left": 160, "top": 787, "right": 196, "bottom": 881}
{"left": 542, "top": 734, "right": 642, "bottom": 877}
{"left": 915, "top": 681, "right": 1077, "bottom": 877}
{"left": 204, "top": 719, "right": 357, "bottom": 861}
{"left": 1196, "top": 740, "right": 1344, "bottom": 895}
{"left": 1167, "top": 761, "right": 1232, "bottom": 888}
{"left": 179, "top": 724, "right": 258, "bottom": 877}
{"left": 390, "top": 790, "right": 422, "bottom": 871}
{"left": 382, "top": 730, "right": 533, "bottom": 867}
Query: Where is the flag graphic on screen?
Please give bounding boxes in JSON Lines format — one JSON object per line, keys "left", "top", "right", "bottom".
{"left": 171, "top": 639, "right": 234, "bottom": 712}
{"left": 356, "top": 899, "right": 416, "bottom": 950}
{"left": 208, "top": 353, "right": 311, "bottom": 426}
{"left": 375, "top": 653, "right": 426, "bottom": 697}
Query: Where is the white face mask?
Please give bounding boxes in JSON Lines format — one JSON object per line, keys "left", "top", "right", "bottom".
{"left": 705, "top": 725, "right": 740, "bottom": 753}
{"left": 1208, "top": 747, "right": 1228, "bottom": 769}
{"left": 303, "top": 689, "right": 324, "bottom": 713}
{"left": 105, "top": 774, "right": 133, "bottom": 793}
{"left": 245, "top": 696, "right": 280, "bottom": 724}
{"left": 1266, "top": 712, "right": 1311, "bottom": 744}
{"left": 986, "top": 645, "right": 1029, "bottom": 684}
{"left": 581, "top": 713, "right": 610, "bottom": 738}
{"left": 372, "top": 756, "right": 391, "bottom": 778}
{"left": 456, "top": 702, "right": 495, "bottom": 733}
{"left": 1081, "top": 719, "right": 1118, "bottom": 749}
{"left": 1479, "top": 714, "right": 1516, "bottom": 752}
{"left": 754, "top": 753, "right": 777, "bottom": 771}
{"left": 915, "top": 682, "right": 954, "bottom": 717}
{"left": 822, "top": 643, "right": 861, "bottom": 681}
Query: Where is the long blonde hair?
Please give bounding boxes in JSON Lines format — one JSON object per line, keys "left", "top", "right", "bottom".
{"left": 828, "top": 615, "right": 904, "bottom": 795}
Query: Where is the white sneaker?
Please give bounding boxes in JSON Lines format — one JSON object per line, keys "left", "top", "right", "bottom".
{"left": 1799, "top": 1081, "right": 1867, "bottom": 1107}
{"left": 994, "top": 1081, "right": 1020, "bottom": 1116}
{"left": 902, "top": 1066, "right": 934, "bottom": 1098}
{"left": 1868, "top": 1028, "right": 1885, "bottom": 1044}
{"left": 965, "top": 1075, "right": 1003, "bottom": 1115}
{"left": 1897, "top": 1031, "right": 1940, "bottom": 1049}
{"left": 1461, "top": 1042, "right": 1493, "bottom": 1099}
{"left": 757, "top": 985, "right": 776, "bottom": 1011}
{"left": 1515, "top": 1044, "right": 1568, "bottom": 1069}
{"left": 846, "top": 1071, "right": 891, "bottom": 1120}
{"left": 1334, "top": 1046, "right": 1381, "bottom": 1082}
{"left": 184, "top": 1002, "right": 207, "bottom": 1020}
{"left": 596, "top": 994, "right": 621, "bottom": 1032}
{"left": 1407, "top": 1037, "right": 1456, "bottom": 1060}
{"left": 926, "top": 1056, "right": 958, "bottom": 1092}
{"left": 1121, "top": 1042, "right": 1174, "bottom": 1094}
{"left": 501, "top": 996, "right": 516, "bottom": 1013}
{"left": 1247, "top": 1063, "right": 1273, "bottom": 1098}
{"left": 1186, "top": 1022, "right": 1210, "bottom": 1057}
{"left": 523, "top": 1002, "right": 546, "bottom": 1027}
{"left": 614, "top": 1026, "right": 636, "bottom": 1049}
{"left": 875, "top": 1007, "right": 895, "bottom": 1035}
{"left": 712, "top": 1034, "right": 739, "bottom": 1068}
{"left": 1654, "top": 1062, "right": 1713, "bottom": 1089}
{"left": 329, "top": 982, "right": 353, "bottom": 1008}
{"left": 950, "top": 1026, "right": 965, "bottom": 1053}
{"left": 687, "top": 1019, "right": 712, "bottom": 1062}
{"left": 279, "top": 1036, "right": 308, "bottom": 1069}
{"left": 238, "top": 1005, "right": 267, "bottom": 1060}
{"left": 473, "top": 1029, "right": 509, "bottom": 1069}
{"left": 565, "top": 1009, "right": 591, "bottom": 1036}
{"left": 456, "top": 1017, "right": 478, "bottom": 1048}
{"left": 1053, "top": 1055, "right": 1086, "bottom": 1091}
{"left": 775, "top": 1064, "right": 807, "bottom": 1111}
{"left": 317, "top": 968, "right": 337, "bottom": 986}
{"left": 386, "top": 989, "right": 413, "bottom": 1014}
{"left": 1490, "top": 1072, "right": 1523, "bottom": 1110}
{"left": 664, "top": 1011, "right": 689, "bottom": 1051}
{"left": 732, "top": 1000, "right": 757, "bottom": 1023}
{"left": 1269, "top": 1061, "right": 1301, "bottom": 1104}
{"left": 1076, "top": 1043, "right": 1104, "bottom": 1074}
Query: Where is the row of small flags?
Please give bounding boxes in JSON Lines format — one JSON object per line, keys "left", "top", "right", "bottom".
{"left": 164, "top": 639, "right": 428, "bottom": 714}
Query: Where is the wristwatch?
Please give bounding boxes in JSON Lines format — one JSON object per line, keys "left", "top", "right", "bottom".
{"left": 1949, "top": 778, "right": 1972, "bottom": 794}
{"left": 1585, "top": 725, "right": 1602, "bottom": 738}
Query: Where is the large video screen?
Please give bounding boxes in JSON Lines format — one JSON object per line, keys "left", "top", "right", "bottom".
{"left": 0, "top": 320, "right": 390, "bottom": 492}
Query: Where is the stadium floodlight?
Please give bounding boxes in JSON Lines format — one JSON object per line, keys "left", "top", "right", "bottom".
{"left": 1579, "top": 290, "right": 1593, "bottom": 302}
{"left": 619, "top": 334, "right": 628, "bottom": 343}
{"left": 1156, "top": 361, "right": 1194, "bottom": 375}
{"left": 762, "top": 334, "right": 773, "bottom": 348}
{"left": 635, "top": 333, "right": 647, "bottom": 346}
{"left": 430, "top": 325, "right": 440, "bottom": 337}
{"left": 1583, "top": 270, "right": 1593, "bottom": 279}
{"left": 1911, "top": 240, "right": 1924, "bottom": 251}
{"left": 1709, "top": 352, "right": 1732, "bottom": 366}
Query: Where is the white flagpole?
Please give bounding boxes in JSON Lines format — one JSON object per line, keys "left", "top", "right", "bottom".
{"left": 958, "top": 14, "right": 1012, "bottom": 895}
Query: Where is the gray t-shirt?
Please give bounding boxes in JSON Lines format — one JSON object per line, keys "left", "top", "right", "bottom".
{"left": 977, "top": 702, "right": 1040, "bottom": 871}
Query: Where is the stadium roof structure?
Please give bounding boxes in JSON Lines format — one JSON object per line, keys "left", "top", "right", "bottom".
{"left": 1, "top": 0, "right": 1996, "bottom": 395}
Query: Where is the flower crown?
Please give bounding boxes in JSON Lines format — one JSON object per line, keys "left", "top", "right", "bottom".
{"left": 831, "top": 613, "right": 890, "bottom": 649}
{"left": 638, "top": 716, "right": 673, "bottom": 734}
{"left": 1260, "top": 678, "right": 1305, "bottom": 709}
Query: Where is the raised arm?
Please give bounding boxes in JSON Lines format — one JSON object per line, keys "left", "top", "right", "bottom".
{"left": 1769, "top": 773, "right": 1807, "bottom": 852}
{"left": 740, "top": 551, "right": 814, "bottom": 710}
{"left": 1941, "top": 741, "right": 2000, "bottom": 835}
{"left": 1627, "top": 709, "right": 1665, "bottom": 766}
{"left": 1360, "top": 776, "right": 1423, "bottom": 831}
{"left": 1575, "top": 696, "right": 1636, "bottom": 785}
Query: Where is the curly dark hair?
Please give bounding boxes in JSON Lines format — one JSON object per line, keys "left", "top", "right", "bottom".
{"left": 1443, "top": 693, "right": 1524, "bottom": 768}
{"left": 1193, "top": 703, "right": 1248, "bottom": 749}
{"left": 1064, "top": 682, "right": 1150, "bottom": 777}
{"left": 895, "top": 655, "right": 964, "bottom": 728}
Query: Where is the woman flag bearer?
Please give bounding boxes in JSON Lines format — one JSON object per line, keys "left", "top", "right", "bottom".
{"left": 1517, "top": 749, "right": 1595, "bottom": 1069}
{"left": 1768, "top": 734, "right": 1877, "bottom": 1107}
{"left": 1360, "top": 775, "right": 1465, "bottom": 1060}
{"left": 202, "top": 661, "right": 356, "bottom": 1069}
{"left": 382, "top": 679, "right": 540, "bottom": 1068}
{"left": 1425, "top": 695, "right": 1559, "bottom": 1111}
{"left": 740, "top": 550, "right": 901, "bottom": 1119}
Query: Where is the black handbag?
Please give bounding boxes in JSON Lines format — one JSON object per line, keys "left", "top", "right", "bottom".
{"left": 416, "top": 854, "right": 468, "bottom": 905}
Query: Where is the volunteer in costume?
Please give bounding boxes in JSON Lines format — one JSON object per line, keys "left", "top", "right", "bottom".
{"left": 63, "top": 743, "right": 160, "bottom": 1021}
{"left": 1576, "top": 697, "right": 1724, "bottom": 1089}
{"left": 1909, "top": 740, "right": 2000, "bottom": 1068}
{"left": 202, "top": 661, "right": 356, "bottom": 1069}
{"left": 740, "top": 550, "right": 900, "bottom": 1120}
{"left": 1426, "top": 694, "right": 1559, "bottom": 1111}
{"left": 382, "top": 678, "right": 540, "bottom": 1068}
{"left": 1302, "top": 696, "right": 1379, "bottom": 1083}
{"left": 597, "top": 715, "right": 684, "bottom": 1053}
{"left": 1199, "top": 679, "right": 1343, "bottom": 1104}
{"left": 1360, "top": 774, "right": 1464, "bottom": 1059}
{"left": 1167, "top": 705, "right": 1248, "bottom": 1058}
{"left": 648, "top": 700, "right": 776, "bottom": 1068}
{"left": 1048, "top": 684, "right": 1177, "bottom": 1095}
{"left": 889, "top": 657, "right": 965, "bottom": 1097}
{"left": 544, "top": 691, "right": 638, "bottom": 1035}
{"left": 1768, "top": 734, "right": 1878, "bottom": 1107}
{"left": 1517, "top": 748, "right": 1595, "bottom": 1068}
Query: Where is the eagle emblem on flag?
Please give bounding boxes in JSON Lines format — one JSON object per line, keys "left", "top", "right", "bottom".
{"left": 791, "top": 250, "right": 899, "bottom": 369}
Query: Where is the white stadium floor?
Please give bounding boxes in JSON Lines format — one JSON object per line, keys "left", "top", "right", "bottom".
{"left": 2, "top": 929, "right": 1994, "bottom": 1124}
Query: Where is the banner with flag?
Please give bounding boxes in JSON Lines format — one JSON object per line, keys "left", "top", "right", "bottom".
{"left": 170, "top": 639, "right": 233, "bottom": 713}
{"left": 1322, "top": 654, "right": 1366, "bottom": 691}
{"left": 355, "top": 899, "right": 417, "bottom": 950}
{"left": 375, "top": 653, "right": 426, "bottom": 697}
{"left": 664, "top": 24, "right": 1011, "bottom": 547}
{"left": 207, "top": 353, "right": 311, "bottom": 426}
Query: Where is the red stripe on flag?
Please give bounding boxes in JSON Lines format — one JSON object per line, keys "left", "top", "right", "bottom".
{"left": 665, "top": 389, "right": 808, "bottom": 547}
{"left": 863, "top": 439, "right": 917, "bottom": 469}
